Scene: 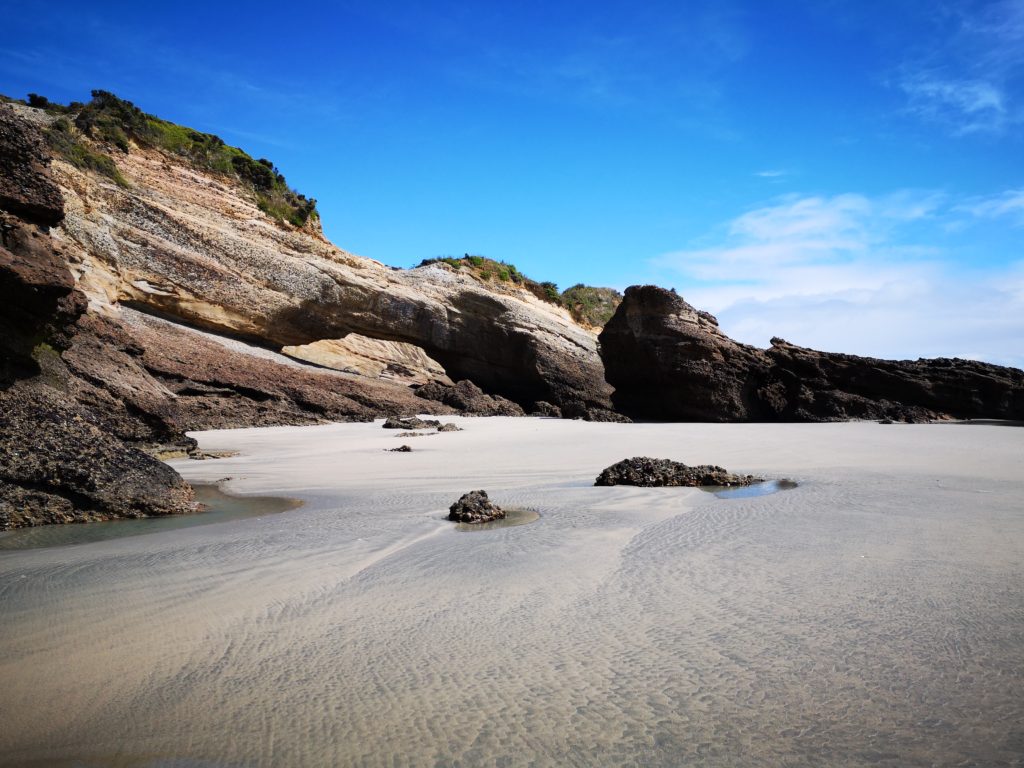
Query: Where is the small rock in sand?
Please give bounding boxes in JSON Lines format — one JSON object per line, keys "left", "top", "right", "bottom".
{"left": 448, "top": 490, "right": 505, "bottom": 523}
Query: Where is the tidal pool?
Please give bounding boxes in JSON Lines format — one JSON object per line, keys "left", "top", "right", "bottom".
{"left": 453, "top": 507, "right": 541, "bottom": 531}
{"left": 702, "top": 478, "right": 799, "bottom": 499}
{"left": 0, "top": 483, "right": 301, "bottom": 551}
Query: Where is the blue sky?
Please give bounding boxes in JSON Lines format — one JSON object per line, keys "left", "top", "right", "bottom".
{"left": 2, "top": 0, "right": 1022, "bottom": 366}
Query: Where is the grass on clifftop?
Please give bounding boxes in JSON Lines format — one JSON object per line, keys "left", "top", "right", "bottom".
{"left": 9, "top": 90, "right": 317, "bottom": 227}
{"left": 44, "top": 117, "right": 129, "bottom": 187}
{"left": 417, "top": 255, "right": 622, "bottom": 327}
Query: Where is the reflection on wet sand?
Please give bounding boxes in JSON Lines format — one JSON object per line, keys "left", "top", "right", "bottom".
{"left": 454, "top": 507, "right": 540, "bottom": 531}
{"left": 0, "top": 483, "right": 301, "bottom": 550}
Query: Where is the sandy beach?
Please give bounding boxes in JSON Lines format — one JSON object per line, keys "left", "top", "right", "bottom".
{"left": 1, "top": 418, "right": 1022, "bottom": 766}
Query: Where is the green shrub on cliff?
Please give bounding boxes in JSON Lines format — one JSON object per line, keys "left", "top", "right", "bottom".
{"left": 417, "top": 254, "right": 534, "bottom": 288}
{"left": 45, "top": 117, "right": 129, "bottom": 187}
{"left": 560, "top": 284, "right": 623, "bottom": 327}
{"left": 413, "top": 256, "right": 619, "bottom": 326}
{"left": 44, "top": 90, "right": 318, "bottom": 227}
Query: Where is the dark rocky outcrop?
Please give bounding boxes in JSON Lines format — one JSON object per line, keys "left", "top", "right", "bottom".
{"left": 448, "top": 490, "right": 505, "bottom": 524}
{"left": 0, "top": 383, "right": 194, "bottom": 528}
{"left": 416, "top": 380, "right": 526, "bottom": 416}
{"left": 761, "top": 338, "right": 1024, "bottom": 423}
{"left": 594, "top": 457, "right": 761, "bottom": 488}
{"left": 0, "top": 105, "right": 64, "bottom": 227}
{"left": 560, "top": 401, "right": 634, "bottom": 423}
{"left": 600, "top": 285, "right": 1024, "bottom": 423}
{"left": 599, "top": 286, "right": 771, "bottom": 422}
{"left": 0, "top": 109, "right": 195, "bottom": 528}
{"left": 530, "top": 401, "right": 562, "bottom": 418}
{"left": 437, "top": 423, "right": 462, "bottom": 432}
{"left": 388, "top": 445, "right": 413, "bottom": 452}
{"left": 383, "top": 416, "right": 442, "bottom": 430}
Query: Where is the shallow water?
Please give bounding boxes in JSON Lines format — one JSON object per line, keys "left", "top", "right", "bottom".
{"left": 0, "top": 483, "right": 300, "bottom": 550}
{"left": 1, "top": 419, "right": 1022, "bottom": 767}
{"left": 454, "top": 507, "right": 541, "bottom": 531}
{"left": 703, "top": 478, "right": 799, "bottom": 499}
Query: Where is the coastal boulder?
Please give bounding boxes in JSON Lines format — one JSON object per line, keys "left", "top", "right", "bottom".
{"left": 599, "top": 286, "right": 770, "bottom": 422}
{"left": 595, "top": 457, "right": 761, "bottom": 488}
{"left": 448, "top": 490, "right": 505, "bottom": 524}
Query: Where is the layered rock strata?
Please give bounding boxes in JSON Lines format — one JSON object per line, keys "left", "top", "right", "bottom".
{"left": 40, "top": 109, "right": 610, "bottom": 414}
{"left": 0, "top": 103, "right": 457, "bottom": 529}
{"left": 600, "top": 285, "right": 1024, "bottom": 423}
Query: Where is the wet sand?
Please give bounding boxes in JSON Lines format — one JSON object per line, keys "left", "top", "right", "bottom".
{"left": 0, "top": 418, "right": 1022, "bottom": 766}
{"left": 0, "top": 483, "right": 301, "bottom": 551}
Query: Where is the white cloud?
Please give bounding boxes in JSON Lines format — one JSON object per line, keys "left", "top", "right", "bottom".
{"left": 653, "top": 193, "right": 1024, "bottom": 369}
{"left": 958, "top": 188, "right": 1024, "bottom": 225}
{"left": 894, "top": 1, "right": 1024, "bottom": 135}
{"left": 899, "top": 74, "right": 1010, "bottom": 134}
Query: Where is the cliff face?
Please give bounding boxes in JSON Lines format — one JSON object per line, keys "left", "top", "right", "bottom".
{"left": 0, "top": 105, "right": 193, "bottom": 529}
{"left": 44, "top": 115, "right": 610, "bottom": 414}
{"left": 600, "top": 285, "right": 1024, "bottom": 423}
{"left": 597, "top": 285, "right": 770, "bottom": 422}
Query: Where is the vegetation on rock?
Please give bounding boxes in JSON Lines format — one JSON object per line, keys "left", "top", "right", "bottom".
{"left": 45, "top": 117, "right": 129, "bottom": 186}
{"left": 560, "top": 284, "right": 623, "bottom": 327}
{"left": 13, "top": 90, "right": 318, "bottom": 227}
{"left": 416, "top": 255, "right": 621, "bottom": 327}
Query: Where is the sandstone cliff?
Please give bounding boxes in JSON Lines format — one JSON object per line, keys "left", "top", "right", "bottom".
{"left": 600, "top": 285, "right": 1024, "bottom": 423}
{"left": 31, "top": 94, "right": 610, "bottom": 414}
{"left": 0, "top": 94, "right": 615, "bottom": 528}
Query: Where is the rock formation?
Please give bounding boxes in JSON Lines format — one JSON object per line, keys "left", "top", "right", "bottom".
{"left": 283, "top": 334, "right": 452, "bottom": 386}
{"left": 415, "top": 380, "right": 525, "bottom": 416}
{"left": 448, "top": 490, "right": 505, "bottom": 524}
{"left": 0, "top": 105, "right": 192, "bottom": 528}
{"left": 28, "top": 93, "right": 610, "bottom": 415}
{"left": 600, "top": 285, "right": 1024, "bottom": 422}
{"left": 0, "top": 92, "right": 624, "bottom": 529}
{"left": 594, "top": 457, "right": 760, "bottom": 487}
{"left": 383, "top": 417, "right": 441, "bottom": 430}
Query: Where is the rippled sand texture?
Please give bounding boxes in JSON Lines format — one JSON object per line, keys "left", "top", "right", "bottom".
{"left": 1, "top": 419, "right": 1022, "bottom": 767}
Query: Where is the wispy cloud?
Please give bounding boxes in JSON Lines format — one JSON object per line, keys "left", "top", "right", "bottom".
{"left": 754, "top": 169, "right": 789, "bottom": 179}
{"left": 660, "top": 192, "right": 941, "bottom": 279}
{"left": 653, "top": 192, "right": 1024, "bottom": 368}
{"left": 958, "top": 188, "right": 1024, "bottom": 226}
{"left": 895, "top": 0, "right": 1024, "bottom": 135}
{"left": 899, "top": 73, "right": 1009, "bottom": 134}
